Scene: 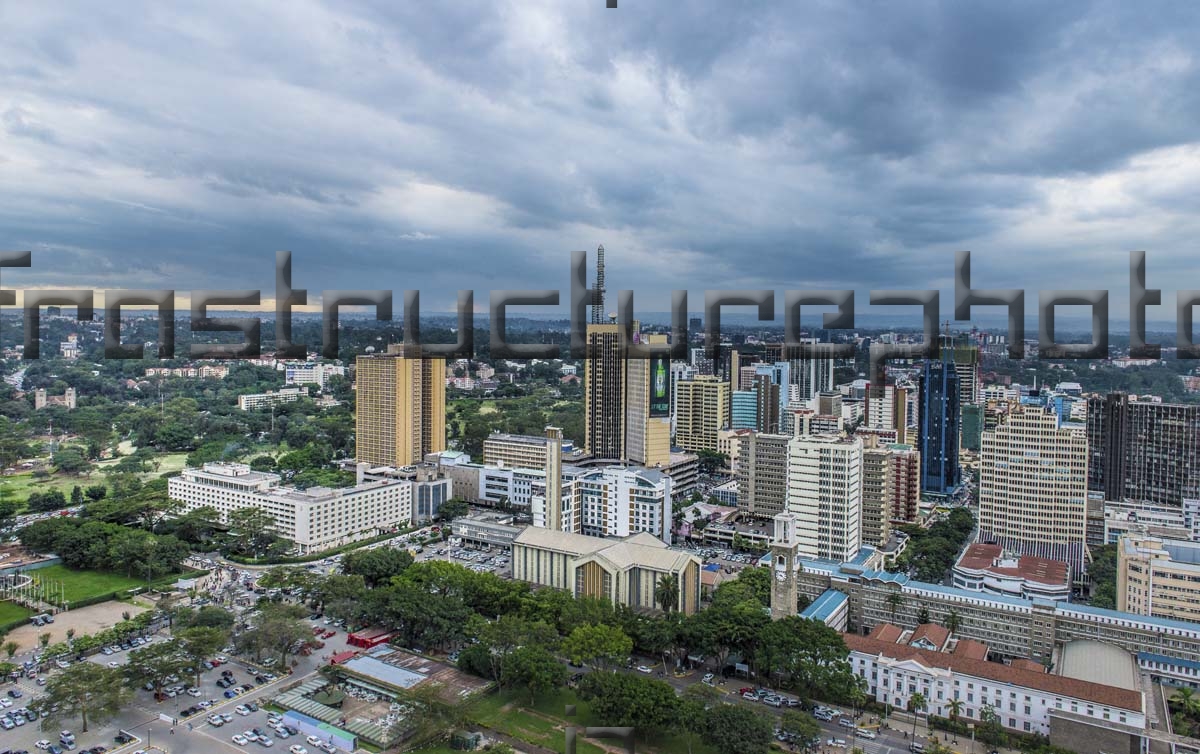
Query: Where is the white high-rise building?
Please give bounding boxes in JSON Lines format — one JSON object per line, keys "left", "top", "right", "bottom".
{"left": 978, "top": 403, "right": 1089, "bottom": 574}
{"left": 786, "top": 433, "right": 863, "bottom": 562}
{"left": 569, "top": 465, "right": 672, "bottom": 542}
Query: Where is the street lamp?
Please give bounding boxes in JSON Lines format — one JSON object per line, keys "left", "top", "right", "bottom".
{"left": 968, "top": 723, "right": 975, "bottom": 754}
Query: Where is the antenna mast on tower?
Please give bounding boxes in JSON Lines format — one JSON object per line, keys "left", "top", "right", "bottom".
{"left": 591, "top": 244, "right": 606, "bottom": 325}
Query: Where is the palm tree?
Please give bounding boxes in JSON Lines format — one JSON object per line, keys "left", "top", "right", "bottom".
{"left": 39, "top": 633, "right": 51, "bottom": 649}
{"left": 1175, "top": 687, "right": 1200, "bottom": 720}
{"left": 909, "top": 692, "right": 927, "bottom": 741}
{"left": 947, "top": 698, "right": 964, "bottom": 722}
{"left": 943, "top": 610, "right": 961, "bottom": 635}
{"left": 655, "top": 573, "right": 681, "bottom": 614}
{"left": 849, "top": 677, "right": 868, "bottom": 718}
{"left": 886, "top": 591, "right": 904, "bottom": 623}
{"left": 917, "top": 605, "right": 930, "bottom": 624}
{"left": 3, "top": 641, "right": 17, "bottom": 659}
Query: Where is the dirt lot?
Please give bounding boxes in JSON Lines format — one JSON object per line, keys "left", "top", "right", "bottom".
{"left": 5, "top": 601, "right": 149, "bottom": 653}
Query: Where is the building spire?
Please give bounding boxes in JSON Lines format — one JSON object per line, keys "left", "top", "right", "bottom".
{"left": 591, "top": 244, "right": 606, "bottom": 325}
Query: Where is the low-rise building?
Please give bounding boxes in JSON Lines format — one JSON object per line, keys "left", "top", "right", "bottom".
{"left": 952, "top": 543, "right": 1071, "bottom": 601}
{"left": 168, "top": 462, "right": 413, "bottom": 553}
{"left": 451, "top": 511, "right": 522, "bottom": 549}
{"left": 283, "top": 362, "right": 346, "bottom": 388}
{"left": 237, "top": 386, "right": 308, "bottom": 410}
{"left": 1117, "top": 535, "right": 1200, "bottom": 623}
{"left": 848, "top": 625, "right": 1145, "bottom": 753}
{"left": 511, "top": 527, "right": 702, "bottom": 614}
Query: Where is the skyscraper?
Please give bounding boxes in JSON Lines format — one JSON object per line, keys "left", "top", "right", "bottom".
{"left": 625, "top": 334, "right": 671, "bottom": 467}
{"left": 787, "top": 432, "right": 863, "bottom": 562}
{"left": 583, "top": 322, "right": 625, "bottom": 460}
{"left": 978, "top": 403, "right": 1089, "bottom": 574}
{"left": 738, "top": 432, "right": 791, "bottom": 519}
{"left": 918, "top": 357, "right": 961, "bottom": 495}
{"left": 355, "top": 344, "right": 446, "bottom": 467}
{"left": 675, "top": 376, "right": 730, "bottom": 453}
{"left": 1086, "top": 392, "right": 1200, "bottom": 506}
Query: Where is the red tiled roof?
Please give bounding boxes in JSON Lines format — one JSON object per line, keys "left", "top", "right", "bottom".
{"left": 956, "top": 544, "right": 1069, "bottom": 586}
{"left": 844, "top": 633, "right": 1141, "bottom": 711}
{"left": 1011, "top": 659, "right": 1047, "bottom": 674}
{"left": 909, "top": 623, "right": 951, "bottom": 650}
{"left": 952, "top": 639, "right": 989, "bottom": 661}
{"left": 869, "top": 624, "right": 904, "bottom": 643}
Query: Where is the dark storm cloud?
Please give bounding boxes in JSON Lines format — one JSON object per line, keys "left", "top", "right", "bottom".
{"left": 2, "top": 0, "right": 1200, "bottom": 316}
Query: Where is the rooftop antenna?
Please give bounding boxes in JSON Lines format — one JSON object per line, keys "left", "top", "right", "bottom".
{"left": 591, "top": 244, "right": 606, "bottom": 325}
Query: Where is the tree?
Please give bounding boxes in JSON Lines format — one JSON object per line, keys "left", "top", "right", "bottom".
{"left": 1176, "top": 687, "right": 1200, "bottom": 721}
{"left": 39, "top": 633, "right": 51, "bottom": 649}
{"left": 226, "top": 507, "right": 279, "bottom": 558}
{"left": 701, "top": 703, "right": 773, "bottom": 754}
{"left": 70, "top": 485, "right": 84, "bottom": 506}
{"left": 3, "top": 641, "right": 17, "bottom": 659}
{"left": 437, "top": 498, "right": 469, "bottom": 522}
{"left": 886, "top": 591, "right": 903, "bottom": 623}
{"left": 177, "top": 626, "right": 228, "bottom": 686}
{"left": 52, "top": 447, "right": 92, "bottom": 476}
{"left": 917, "top": 605, "right": 930, "bottom": 624}
{"left": 29, "top": 662, "right": 131, "bottom": 732}
{"left": 909, "top": 692, "right": 927, "bottom": 740}
{"left": 943, "top": 610, "right": 961, "bottom": 635}
{"left": 126, "top": 640, "right": 192, "bottom": 702}
{"left": 500, "top": 645, "right": 565, "bottom": 704}
{"left": 947, "top": 698, "right": 964, "bottom": 722}
{"left": 342, "top": 547, "right": 414, "bottom": 588}
{"left": 235, "top": 602, "right": 311, "bottom": 666}
{"left": 561, "top": 623, "right": 633, "bottom": 671}
{"left": 654, "top": 573, "right": 681, "bottom": 614}
{"left": 677, "top": 686, "right": 721, "bottom": 754}
{"left": 780, "top": 709, "right": 821, "bottom": 747}
{"left": 579, "top": 672, "right": 679, "bottom": 733}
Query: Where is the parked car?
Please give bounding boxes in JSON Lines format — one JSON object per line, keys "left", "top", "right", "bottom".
{"left": 231, "top": 735, "right": 249, "bottom": 746}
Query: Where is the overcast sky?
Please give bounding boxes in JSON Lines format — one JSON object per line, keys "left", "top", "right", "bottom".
{"left": 3, "top": 1, "right": 1200, "bottom": 322}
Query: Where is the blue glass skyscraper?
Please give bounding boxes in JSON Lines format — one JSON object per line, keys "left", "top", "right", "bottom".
{"left": 918, "top": 356, "right": 961, "bottom": 495}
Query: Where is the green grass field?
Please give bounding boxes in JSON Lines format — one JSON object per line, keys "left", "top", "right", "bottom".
{"left": 32, "top": 565, "right": 150, "bottom": 604}
{"left": 0, "top": 601, "right": 33, "bottom": 626}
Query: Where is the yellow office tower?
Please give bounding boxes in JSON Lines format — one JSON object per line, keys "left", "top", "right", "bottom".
{"left": 356, "top": 344, "right": 446, "bottom": 468}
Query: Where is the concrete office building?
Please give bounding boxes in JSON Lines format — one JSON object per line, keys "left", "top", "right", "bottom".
{"left": 356, "top": 345, "right": 446, "bottom": 468}
{"left": 624, "top": 335, "right": 671, "bottom": 467}
{"left": 1087, "top": 393, "right": 1200, "bottom": 506}
{"left": 675, "top": 376, "right": 729, "bottom": 453}
{"left": 978, "top": 403, "right": 1089, "bottom": 574}
{"left": 482, "top": 433, "right": 554, "bottom": 470}
{"left": 787, "top": 433, "right": 862, "bottom": 562}
{"left": 861, "top": 438, "right": 920, "bottom": 544}
{"left": 511, "top": 527, "right": 702, "bottom": 614}
{"left": 237, "top": 386, "right": 307, "bottom": 410}
{"left": 583, "top": 323, "right": 626, "bottom": 460}
{"left": 169, "top": 462, "right": 413, "bottom": 554}
{"left": 1117, "top": 536, "right": 1200, "bottom": 624}
{"left": 737, "top": 432, "right": 791, "bottom": 519}
{"left": 572, "top": 465, "right": 672, "bottom": 541}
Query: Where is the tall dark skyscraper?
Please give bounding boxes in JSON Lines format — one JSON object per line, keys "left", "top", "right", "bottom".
{"left": 1087, "top": 392, "right": 1200, "bottom": 505}
{"left": 918, "top": 356, "right": 961, "bottom": 495}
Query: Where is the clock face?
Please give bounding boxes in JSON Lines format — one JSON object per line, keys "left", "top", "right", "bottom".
{"left": 776, "top": 569, "right": 786, "bottom": 581}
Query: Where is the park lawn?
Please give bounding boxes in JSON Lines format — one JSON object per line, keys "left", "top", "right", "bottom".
{"left": 32, "top": 565, "right": 150, "bottom": 604}
{"left": 0, "top": 601, "right": 33, "bottom": 625}
{"left": 0, "top": 470, "right": 94, "bottom": 504}
{"left": 472, "top": 689, "right": 714, "bottom": 754}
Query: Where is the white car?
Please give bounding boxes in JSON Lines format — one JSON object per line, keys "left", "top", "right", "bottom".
{"left": 701, "top": 673, "right": 715, "bottom": 685}
{"left": 187, "top": 687, "right": 202, "bottom": 697}
{"left": 317, "top": 744, "right": 336, "bottom": 754}
{"left": 232, "top": 735, "right": 249, "bottom": 746}
{"left": 306, "top": 737, "right": 322, "bottom": 747}
{"left": 107, "top": 662, "right": 120, "bottom": 668}
{"left": 36, "top": 741, "right": 51, "bottom": 750}
{"left": 235, "top": 705, "right": 252, "bottom": 716}
{"left": 636, "top": 665, "right": 652, "bottom": 674}
{"left": 243, "top": 731, "right": 259, "bottom": 742}
{"left": 289, "top": 747, "right": 308, "bottom": 754}
{"left": 259, "top": 737, "right": 275, "bottom": 747}
{"left": 0, "top": 698, "right": 11, "bottom": 708}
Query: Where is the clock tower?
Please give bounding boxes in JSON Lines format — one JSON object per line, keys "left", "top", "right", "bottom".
{"left": 770, "top": 512, "right": 801, "bottom": 620}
